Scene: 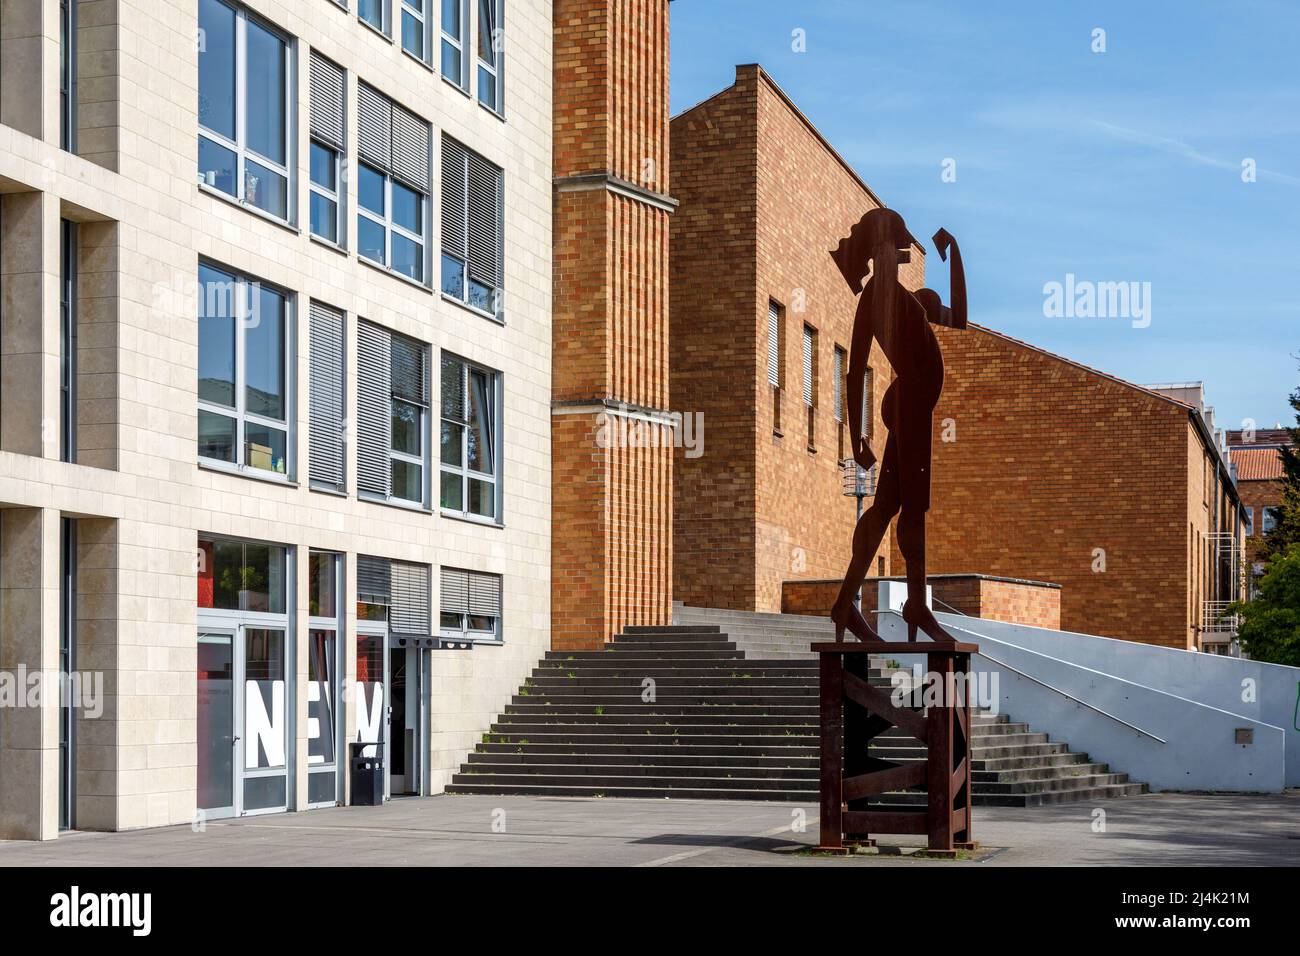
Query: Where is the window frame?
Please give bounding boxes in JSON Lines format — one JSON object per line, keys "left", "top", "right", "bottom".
{"left": 60, "top": 220, "right": 78, "bottom": 463}
{"left": 440, "top": 138, "right": 504, "bottom": 320}
{"left": 441, "top": 0, "right": 470, "bottom": 92}
{"left": 389, "top": 392, "right": 428, "bottom": 506}
{"left": 1262, "top": 506, "right": 1280, "bottom": 535}
{"left": 401, "top": 0, "right": 432, "bottom": 64}
{"left": 358, "top": 161, "right": 429, "bottom": 284}
{"left": 358, "top": 0, "right": 390, "bottom": 36}
{"left": 439, "top": 568, "right": 502, "bottom": 644}
{"left": 60, "top": 0, "right": 77, "bottom": 152}
{"left": 475, "top": 0, "right": 504, "bottom": 115}
{"left": 439, "top": 353, "right": 503, "bottom": 524}
{"left": 197, "top": 262, "right": 296, "bottom": 483}
{"left": 197, "top": 0, "right": 297, "bottom": 225}
{"left": 309, "top": 139, "right": 344, "bottom": 247}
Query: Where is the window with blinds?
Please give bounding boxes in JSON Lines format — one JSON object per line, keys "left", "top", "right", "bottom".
{"left": 308, "top": 301, "right": 346, "bottom": 493}
{"left": 390, "top": 560, "right": 432, "bottom": 636}
{"left": 802, "top": 326, "right": 816, "bottom": 407}
{"left": 357, "top": 554, "right": 392, "bottom": 607}
{"left": 833, "top": 346, "right": 845, "bottom": 422}
{"left": 309, "top": 51, "right": 345, "bottom": 245}
{"left": 357, "top": 320, "right": 430, "bottom": 506}
{"left": 440, "top": 567, "right": 502, "bottom": 641}
{"left": 439, "top": 352, "right": 501, "bottom": 521}
{"left": 357, "top": 82, "right": 431, "bottom": 282}
{"left": 767, "top": 301, "right": 782, "bottom": 387}
{"left": 440, "top": 135, "right": 504, "bottom": 318}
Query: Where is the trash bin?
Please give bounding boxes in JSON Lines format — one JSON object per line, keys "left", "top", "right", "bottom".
{"left": 350, "top": 742, "right": 384, "bottom": 806}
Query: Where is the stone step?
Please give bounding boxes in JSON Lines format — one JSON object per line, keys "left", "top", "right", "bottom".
{"left": 457, "top": 763, "right": 820, "bottom": 782}
{"left": 446, "top": 782, "right": 816, "bottom": 802}
{"left": 623, "top": 625, "right": 723, "bottom": 634}
{"left": 504, "top": 703, "right": 820, "bottom": 717}
{"left": 476, "top": 730, "right": 818, "bottom": 746}
{"left": 475, "top": 740, "right": 819, "bottom": 758}
{"left": 495, "top": 713, "right": 820, "bottom": 728}
{"left": 466, "top": 751, "right": 820, "bottom": 769}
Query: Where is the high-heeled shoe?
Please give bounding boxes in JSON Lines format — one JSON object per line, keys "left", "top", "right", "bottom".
{"left": 831, "top": 600, "right": 880, "bottom": 642}
{"left": 901, "top": 598, "right": 957, "bottom": 644}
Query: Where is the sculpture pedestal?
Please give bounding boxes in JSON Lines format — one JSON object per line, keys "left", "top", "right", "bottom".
{"left": 813, "top": 641, "right": 978, "bottom": 856}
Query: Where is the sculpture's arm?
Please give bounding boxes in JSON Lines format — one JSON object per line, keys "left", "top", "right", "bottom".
{"left": 929, "top": 228, "right": 967, "bottom": 330}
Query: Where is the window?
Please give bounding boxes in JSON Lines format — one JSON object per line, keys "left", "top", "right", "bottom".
{"left": 402, "top": 0, "right": 430, "bottom": 61}
{"left": 476, "top": 0, "right": 503, "bottom": 113}
{"left": 197, "top": 536, "right": 287, "bottom": 613}
{"left": 440, "top": 353, "right": 501, "bottom": 521}
{"left": 357, "top": 320, "right": 430, "bottom": 507}
{"left": 308, "top": 301, "right": 347, "bottom": 493}
{"left": 441, "top": 136, "right": 503, "bottom": 317}
{"left": 1244, "top": 507, "right": 1254, "bottom": 537}
{"left": 308, "top": 52, "right": 346, "bottom": 246}
{"left": 802, "top": 325, "right": 817, "bottom": 449}
{"left": 198, "top": 0, "right": 294, "bottom": 222}
{"left": 440, "top": 567, "right": 501, "bottom": 642}
{"left": 357, "top": 82, "right": 431, "bottom": 283}
{"left": 60, "top": 220, "right": 78, "bottom": 463}
{"left": 60, "top": 0, "right": 76, "bottom": 152}
{"left": 307, "top": 551, "right": 342, "bottom": 806}
{"left": 359, "top": 0, "right": 387, "bottom": 33}
{"left": 861, "top": 368, "right": 872, "bottom": 441}
{"left": 767, "top": 300, "right": 783, "bottom": 434}
{"left": 1262, "top": 507, "right": 1280, "bottom": 535}
{"left": 833, "top": 345, "right": 846, "bottom": 460}
{"left": 441, "top": 0, "right": 469, "bottom": 90}
{"left": 197, "top": 263, "right": 293, "bottom": 478}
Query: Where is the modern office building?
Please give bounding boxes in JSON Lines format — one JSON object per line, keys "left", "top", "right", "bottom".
{"left": 0, "top": 0, "right": 553, "bottom": 838}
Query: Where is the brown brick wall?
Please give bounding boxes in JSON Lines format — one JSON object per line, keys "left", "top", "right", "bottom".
{"left": 552, "top": 0, "right": 673, "bottom": 649}
{"left": 781, "top": 575, "right": 1060, "bottom": 629}
{"left": 1238, "top": 477, "right": 1281, "bottom": 567}
{"left": 672, "top": 65, "right": 919, "bottom": 613}
{"left": 898, "top": 326, "right": 1243, "bottom": 649}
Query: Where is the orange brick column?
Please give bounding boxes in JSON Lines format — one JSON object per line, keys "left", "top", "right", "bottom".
{"left": 552, "top": 0, "right": 675, "bottom": 650}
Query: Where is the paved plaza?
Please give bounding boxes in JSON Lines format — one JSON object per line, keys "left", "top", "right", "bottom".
{"left": 1, "top": 791, "right": 1296, "bottom": 867}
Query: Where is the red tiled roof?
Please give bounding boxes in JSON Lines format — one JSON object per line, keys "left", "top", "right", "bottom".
{"left": 1230, "top": 446, "right": 1285, "bottom": 481}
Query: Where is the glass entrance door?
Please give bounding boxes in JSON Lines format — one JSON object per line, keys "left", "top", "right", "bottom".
{"left": 387, "top": 641, "right": 427, "bottom": 797}
{"left": 198, "top": 624, "right": 289, "bottom": 818}
{"left": 240, "top": 626, "right": 289, "bottom": 814}
{"left": 197, "top": 629, "right": 236, "bottom": 818}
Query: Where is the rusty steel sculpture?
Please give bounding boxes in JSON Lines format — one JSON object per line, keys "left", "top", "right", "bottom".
{"left": 815, "top": 208, "right": 977, "bottom": 855}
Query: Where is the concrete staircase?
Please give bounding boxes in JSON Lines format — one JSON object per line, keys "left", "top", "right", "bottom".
{"left": 446, "top": 625, "right": 1147, "bottom": 805}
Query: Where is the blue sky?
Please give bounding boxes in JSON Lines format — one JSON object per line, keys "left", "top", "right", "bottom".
{"left": 669, "top": 0, "right": 1300, "bottom": 429}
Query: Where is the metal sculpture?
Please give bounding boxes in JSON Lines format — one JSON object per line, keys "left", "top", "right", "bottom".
{"left": 815, "top": 208, "right": 975, "bottom": 856}
{"left": 828, "top": 208, "right": 967, "bottom": 644}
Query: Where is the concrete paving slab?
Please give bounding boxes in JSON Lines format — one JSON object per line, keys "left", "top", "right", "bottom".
{"left": 0, "top": 791, "right": 1296, "bottom": 867}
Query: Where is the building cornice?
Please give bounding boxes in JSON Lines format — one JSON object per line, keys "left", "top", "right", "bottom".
{"left": 554, "top": 173, "right": 679, "bottom": 214}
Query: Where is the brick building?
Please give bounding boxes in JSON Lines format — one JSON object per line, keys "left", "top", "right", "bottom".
{"left": 670, "top": 65, "right": 1245, "bottom": 652}
{"left": 551, "top": 0, "right": 675, "bottom": 650}
{"left": 671, "top": 64, "right": 919, "bottom": 613}
{"left": 913, "top": 349, "right": 1246, "bottom": 650}
{"left": 1227, "top": 428, "right": 1289, "bottom": 589}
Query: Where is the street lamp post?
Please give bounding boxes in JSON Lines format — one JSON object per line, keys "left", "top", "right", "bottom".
{"left": 840, "top": 459, "right": 876, "bottom": 608}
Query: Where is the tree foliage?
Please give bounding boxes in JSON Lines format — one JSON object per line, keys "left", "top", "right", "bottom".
{"left": 1229, "top": 544, "right": 1300, "bottom": 666}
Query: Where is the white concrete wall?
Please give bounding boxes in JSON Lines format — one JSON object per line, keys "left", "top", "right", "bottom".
{"left": 0, "top": 0, "right": 553, "bottom": 833}
{"left": 875, "top": 606, "right": 1291, "bottom": 792}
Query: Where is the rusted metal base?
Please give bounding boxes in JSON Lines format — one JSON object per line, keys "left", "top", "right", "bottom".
{"left": 815, "top": 641, "right": 977, "bottom": 856}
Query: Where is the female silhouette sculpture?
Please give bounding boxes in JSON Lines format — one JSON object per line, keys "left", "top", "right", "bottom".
{"left": 828, "top": 208, "right": 967, "bottom": 644}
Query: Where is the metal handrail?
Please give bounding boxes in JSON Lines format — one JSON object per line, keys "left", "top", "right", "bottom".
{"left": 879, "top": 609, "right": 1167, "bottom": 745}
